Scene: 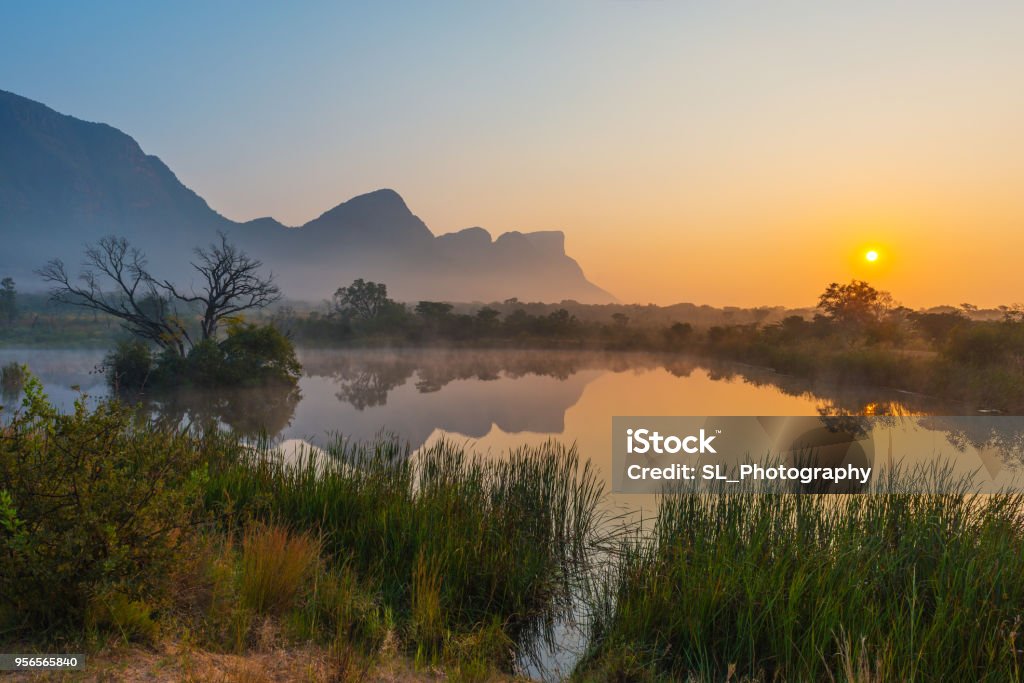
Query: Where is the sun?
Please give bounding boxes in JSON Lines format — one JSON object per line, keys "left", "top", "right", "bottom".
{"left": 865, "top": 250, "right": 879, "bottom": 263}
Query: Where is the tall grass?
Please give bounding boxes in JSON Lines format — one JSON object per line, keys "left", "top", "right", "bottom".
{"left": 576, "top": 468, "right": 1024, "bottom": 681}
{"left": 239, "top": 523, "right": 321, "bottom": 615}
{"left": 205, "top": 435, "right": 605, "bottom": 663}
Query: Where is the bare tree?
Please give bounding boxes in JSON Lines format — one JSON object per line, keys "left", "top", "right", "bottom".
{"left": 37, "top": 233, "right": 280, "bottom": 356}
{"left": 163, "top": 232, "right": 280, "bottom": 340}
{"left": 38, "top": 237, "right": 192, "bottom": 355}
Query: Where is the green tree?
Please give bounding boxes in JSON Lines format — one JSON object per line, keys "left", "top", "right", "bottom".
{"left": 818, "top": 280, "right": 894, "bottom": 329}
{"left": 415, "top": 301, "right": 454, "bottom": 319}
{"left": 475, "top": 306, "right": 501, "bottom": 333}
{"left": 333, "top": 279, "right": 392, "bottom": 320}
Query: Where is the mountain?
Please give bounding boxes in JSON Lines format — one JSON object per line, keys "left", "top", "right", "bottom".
{"left": 0, "top": 89, "right": 614, "bottom": 304}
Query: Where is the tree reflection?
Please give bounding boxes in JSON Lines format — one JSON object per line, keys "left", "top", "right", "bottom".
{"left": 138, "top": 383, "right": 301, "bottom": 437}
{"left": 300, "top": 349, "right": 655, "bottom": 408}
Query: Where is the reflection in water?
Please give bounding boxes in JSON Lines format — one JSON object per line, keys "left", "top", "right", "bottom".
{"left": 143, "top": 384, "right": 303, "bottom": 437}
{"left": 3, "top": 348, "right": 1024, "bottom": 478}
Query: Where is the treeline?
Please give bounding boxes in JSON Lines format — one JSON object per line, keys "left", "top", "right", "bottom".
{"left": 689, "top": 281, "right": 1024, "bottom": 411}
{"left": 277, "top": 278, "right": 697, "bottom": 350}
{"left": 275, "top": 278, "right": 1024, "bottom": 411}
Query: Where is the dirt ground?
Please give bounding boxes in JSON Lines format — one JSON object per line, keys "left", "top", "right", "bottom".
{"left": 2, "top": 640, "right": 524, "bottom": 682}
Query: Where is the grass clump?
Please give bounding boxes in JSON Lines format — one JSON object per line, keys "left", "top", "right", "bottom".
{"left": 206, "top": 436, "right": 605, "bottom": 671}
{"left": 239, "top": 523, "right": 321, "bottom": 616}
{"left": 576, "top": 470, "right": 1024, "bottom": 682}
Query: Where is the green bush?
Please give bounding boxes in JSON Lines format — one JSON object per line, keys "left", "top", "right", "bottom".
{"left": 174, "top": 322, "right": 301, "bottom": 388}
{"left": 103, "top": 339, "right": 155, "bottom": 390}
{"left": 105, "top": 322, "right": 302, "bottom": 391}
{"left": 0, "top": 376, "right": 206, "bottom": 633}
{"left": 213, "top": 321, "right": 302, "bottom": 387}
{"left": 1, "top": 362, "right": 26, "bottom": 404}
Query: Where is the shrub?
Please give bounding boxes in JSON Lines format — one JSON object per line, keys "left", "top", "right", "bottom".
{"left": 0, "top": 376, "right": 206, "bottom": 633}
{"left": 86, "top": 592, "right": 160, "bottom": 645}
{"left": 216, "top": 321, "right": 302, "bottom": 387}
{"left": 104, "top": 322, "right": 302, "bottom": 392}
{"left": 103, "top": 339, "right": 155, "bottom": 390}
{"left": 0, "top": 362, "right": 26, "bottom": 403}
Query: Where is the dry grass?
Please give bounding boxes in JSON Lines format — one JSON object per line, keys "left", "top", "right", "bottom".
{"left": 239, "top": 524, "right": 321, "bottom": 616}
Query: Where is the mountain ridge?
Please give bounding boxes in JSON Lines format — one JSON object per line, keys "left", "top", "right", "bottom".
{"left": 0, "top": 89, "right": 615, "bottom": 304}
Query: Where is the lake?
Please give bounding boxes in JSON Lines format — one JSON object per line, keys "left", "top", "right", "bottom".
{"left": 3, "top": 346, "right": 1022, "bottom": 501}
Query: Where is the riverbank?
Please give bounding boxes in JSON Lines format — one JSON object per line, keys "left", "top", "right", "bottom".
{"left": 4, "top": 374, "right": 1024, "bottom": 681}
{"left": 0, "top": 378, "right": 604, "bottom": 681}
{"left": 3, "top": 639, "right": 527, "bottom": 682}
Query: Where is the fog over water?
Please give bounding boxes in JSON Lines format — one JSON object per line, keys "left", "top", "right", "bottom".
{"left": 3, "top": 347, "right": 1020, "bottom": 495}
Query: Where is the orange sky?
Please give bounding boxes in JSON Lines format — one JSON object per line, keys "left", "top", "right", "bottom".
{"left": 8, "top": 2, "right": 1023, "bottom": 308}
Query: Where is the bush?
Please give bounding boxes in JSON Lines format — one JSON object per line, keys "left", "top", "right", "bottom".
{"left": 86, "top": 593, "right": 160, "bottom": 645}
{"left": 103, "top": 339, "right": 155, "bottom": 390}
{"left": 106, "top": 323, "right": 302, "bottom": 391}
{"left": 0, "top": 376, "right": 206, "bottom": 633}
{"left": 215, "top": 321, "right": 302, "bottom": 387}
{"left": 1, "top": 362, "right": 26, "bottom": 403}
{"left": 175, "top": 323, "right": 301, "bottom": 388}
{"left": 944, "top": 320, "right": 1024, "bottom": 367}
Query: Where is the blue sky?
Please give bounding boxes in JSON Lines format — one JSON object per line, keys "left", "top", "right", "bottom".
{"left": 3, "top": 1, "right": 1023, "bottom": 306}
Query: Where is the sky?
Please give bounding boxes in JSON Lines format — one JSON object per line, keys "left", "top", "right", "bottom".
{"left": 3, "top": 1, "right": 1023, "bottom": 307}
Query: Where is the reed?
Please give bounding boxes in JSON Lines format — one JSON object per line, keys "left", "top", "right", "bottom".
{"left": 205, "top": 435, "right": 605, "bottom": 662}
{"left": 576, "top": 468, "right": 1024, "bottom": 681}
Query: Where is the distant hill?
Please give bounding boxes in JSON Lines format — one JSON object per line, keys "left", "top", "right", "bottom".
{"left": 0, "top": 89, "right": 614, "bottom": 304}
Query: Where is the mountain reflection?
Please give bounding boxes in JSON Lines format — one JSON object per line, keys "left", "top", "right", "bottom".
{"left": 3, "top": 349, "right": 1023, "bottom": 473}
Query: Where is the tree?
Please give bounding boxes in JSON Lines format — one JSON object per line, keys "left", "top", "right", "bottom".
{"left": 664, "top": 321, "right": 694, "bottom": 346}
{"left": 38, "top": 237, "right": 193, "bottom": 355}
{"left": 0, "top": 277, "right": 15, "bottom": 325}
{"left": 818, "top": 280, "right": 894, "bottom": 329}
{"left": 475, "top": 306, "right": 501, "bottom": 331}
{"left": 415, "top": 301, "right": 454, "bottom": 319}
{"left": 162, "top": 232, "right": 281, "bottom": 340}
{"left": 37, "top": 234, "right": 280, "bottom": 357}
{"left": 333, "top": 279, "right": 391, "bottom": 320}
{"left": 909, "top": 311, "right": 965, "bottom": 344}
